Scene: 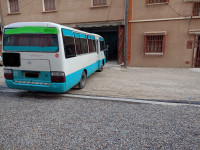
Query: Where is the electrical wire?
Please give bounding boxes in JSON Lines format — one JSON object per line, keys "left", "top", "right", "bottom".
{"left": 167, "top": 3, "right": 187, "bottom": 17}
{"left": 18, "top": 0, "right": 37, "bottom": 11}
{"left": 107, "top": 0, "right": 113, "bottom": 21}
{"left": 166, "top": 2, "right": 194, "bottom": 35}
{"left": 1, "top": 0, "right": 30, "bottom": 12}
{"left": 2, "top": 0, "right": 40, "bottom": 18}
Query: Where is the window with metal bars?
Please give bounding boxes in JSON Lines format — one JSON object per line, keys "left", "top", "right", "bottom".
{"left": 146, "top": 0, "right": 169, "bottom": 4}
{"left": 144, "top": 35, "right": 166, "bottom": 54}
{"left": 9, "top": 0, "right": 19, "bottom": 13}
{"left": 193, "top": 2, "right": 200, "bottom": 16}
{"left": 93, "top": 0, "right": 107, "bottom": 6}
{"left": 44, "top": 0, "right": 56, "bottom": 11}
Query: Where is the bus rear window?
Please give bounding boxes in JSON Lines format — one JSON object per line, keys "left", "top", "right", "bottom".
{"left": 3, "top": 34, "right": 58, "bottom": 52}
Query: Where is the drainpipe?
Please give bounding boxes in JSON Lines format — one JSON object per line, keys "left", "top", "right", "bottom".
{"left": 124, "top": 0, "right": 129, "bottom": 68}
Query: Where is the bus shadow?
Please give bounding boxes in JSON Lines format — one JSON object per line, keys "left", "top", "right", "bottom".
{"left": 14, "top": 91, "right": 64, "bottom": 101}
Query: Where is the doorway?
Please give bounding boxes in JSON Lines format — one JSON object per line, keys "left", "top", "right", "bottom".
{"left": 194, "top": 36, "right": 200, "bottom": 68}
{"left": 81, "top": 26, "right": 118, "bottom": 62}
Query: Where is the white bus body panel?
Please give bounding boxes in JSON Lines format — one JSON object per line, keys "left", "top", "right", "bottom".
{"left": 3, "top": 22, "right": 106, "bottom": 93}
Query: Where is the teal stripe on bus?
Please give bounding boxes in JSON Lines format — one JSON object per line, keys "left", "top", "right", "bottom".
{"left": 88, "top": 35, "right": 95, "bottom": 40}
{"left": 80, "top": 33, "right": 86, "bottom": 39}
{"left": 62, "top": 29, "right": 74, "bottom": 37}
{"left": 74, "top": 33, "right": 86, "bottom": 39}
{"left": 74, "top": 33, "right": 80, "bottom": 38}
{"left": 99, "top": 37, "right": 104, "bottom": 41}
{"left": 3, "top": 46, "right": 58, "bottom": 52}
{"left": 5, "top": 80, "right": 67, "bottom": 93}
{"left": 13, "top": 70, "right": 51, "bottom": 84}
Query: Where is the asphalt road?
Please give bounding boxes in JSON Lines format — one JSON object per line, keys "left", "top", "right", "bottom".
{"left": 0, "top": 91, "right": 199, "bottom": 150}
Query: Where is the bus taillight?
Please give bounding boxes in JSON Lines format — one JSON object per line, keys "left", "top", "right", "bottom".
{"left": 4, "top": 69, "right": 13, "bottom": 80}
{"left": 51, "top": 72, "right": 66, "bottom": 83}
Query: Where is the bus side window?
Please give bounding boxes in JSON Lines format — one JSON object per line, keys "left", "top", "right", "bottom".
{"left": 62, "top": 29, "right": 76, "bottom": 58}
{"left": 80, "top": 38, "right": 88, "bottom": 54}
{"left": 96, "top": 40, "right": 99, "bottom": 54}
{"left": 63, "top": 36, "right": 76, "bottom": 58}
{"left": 92, "top": 40, "right": 96, "bottom": 52}
{"left": 75, "top": 37, "right": 81, "bottom": 55}
{"left": 100, "top": 41, "right": 105, "bottom": 51}
{"left": 88, "top": 39, "right": 96, "bottom": 53}
{"left": 75, "top": 33, "right": 88, "bottom": 55}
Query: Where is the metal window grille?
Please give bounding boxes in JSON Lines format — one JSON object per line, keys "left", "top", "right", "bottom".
{"left": 144, "top": 35, "right": 165, "bottom": 53}
{"left": 193, "top": 2, "right": 200, "bottom": 16}
{"left": 9, "top": 0, "right": 19, "bottom": 13}
{"left": 147, "top": 0, "right": 168, "bottom": 4}
{"left": 93, "top": 0, "right": 107, "bottom": 6}
{"left": 44, "top": 0, "right": 56, "bottom": 11}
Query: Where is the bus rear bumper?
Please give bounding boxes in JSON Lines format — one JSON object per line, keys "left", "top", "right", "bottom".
{"left": 5, "top": 80, "right": 67, "bottom": 93}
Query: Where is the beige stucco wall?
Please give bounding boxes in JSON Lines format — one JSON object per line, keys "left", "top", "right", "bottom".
{"left": 130, "top": 0, "right": 200, "bottom": 68}
{"left": 132, "top": 0, "right": 194, "bottom": 20}
{"left": 0, "top": 0, "right": 124, "bottom": 26}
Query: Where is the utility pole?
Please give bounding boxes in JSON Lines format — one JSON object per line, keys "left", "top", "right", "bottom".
{"left": 0, "top": 0, "right": 4, "bottom": 34}
{"left": 0, "top": 0, "right": 3, "bottom": 26}
{"left": 124, "top": 0, "right": 129, "bottom": 68}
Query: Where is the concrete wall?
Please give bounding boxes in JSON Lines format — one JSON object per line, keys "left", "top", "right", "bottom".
{"left": 0, "top": 0, "right": 125, "bottom": 58}
{"left": 132, "top": 0, "right": 193, "bottom": 20}
{"left": 0, "top": 0, "right": 124, "bottom": 26}
{"left": 130, "top": 0, "right": 200, "bottom": 68}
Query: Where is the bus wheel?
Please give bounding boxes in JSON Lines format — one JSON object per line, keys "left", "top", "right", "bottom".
{"left": 98, "top": 64, "right": 103, "bottom": 72}
{"left": 78, "top": 71, "right": 87, "bottom": 89}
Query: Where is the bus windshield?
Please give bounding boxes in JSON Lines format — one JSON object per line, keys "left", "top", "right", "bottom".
{"left": 3, "top": 33, "right": 59, "bottom": 52}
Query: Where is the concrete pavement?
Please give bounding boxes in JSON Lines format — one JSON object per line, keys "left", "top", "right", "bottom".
{"left": 68, "top": 62, "right": 200, "bottom": 102}
{"left": 0, "top": 62, "right": 200, "bottom": 102}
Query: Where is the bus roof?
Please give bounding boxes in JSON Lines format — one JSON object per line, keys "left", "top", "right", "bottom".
{"left": 4, "top": 22, "right": 103, "bottom": 39}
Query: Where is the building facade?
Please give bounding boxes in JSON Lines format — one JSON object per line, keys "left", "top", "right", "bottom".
{"left": 128, "top": 0, "right": 200, "bottom": 68}
{"left": 1, "top": 0, "right": 200, "bottom": 68}
{"left": 0, "top": 0, "right": 125, "bottom": 63}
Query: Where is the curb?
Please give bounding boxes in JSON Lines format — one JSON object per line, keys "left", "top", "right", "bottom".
{"left": 64, "top": 93, "right": 200, "bottom": 106}
{"left": 0, "top": 88, "right": 199, "bottom": 106}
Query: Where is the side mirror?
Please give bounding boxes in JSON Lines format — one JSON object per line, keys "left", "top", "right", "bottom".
{"left": 106, "top": 45, "right": 109, "bottom": 50}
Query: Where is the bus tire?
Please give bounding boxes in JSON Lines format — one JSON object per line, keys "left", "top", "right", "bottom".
{"left": 98, "top": 64, "right": 103, "bottom": 72}
{"left": 78, "top": 71, "right": 87, "bottom": 89}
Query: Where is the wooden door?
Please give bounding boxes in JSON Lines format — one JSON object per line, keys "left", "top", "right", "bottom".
{"left": 194, "top": 36, "right": 200, "bottom": 68}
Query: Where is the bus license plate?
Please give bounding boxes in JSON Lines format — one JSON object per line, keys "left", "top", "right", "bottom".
{"left": 24, "top": 72, "right": 40, "bottom": 78}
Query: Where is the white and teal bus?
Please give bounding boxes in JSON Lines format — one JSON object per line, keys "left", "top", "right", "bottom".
{"left": 2, "top": 22, "right": 107, "bottom": 93}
